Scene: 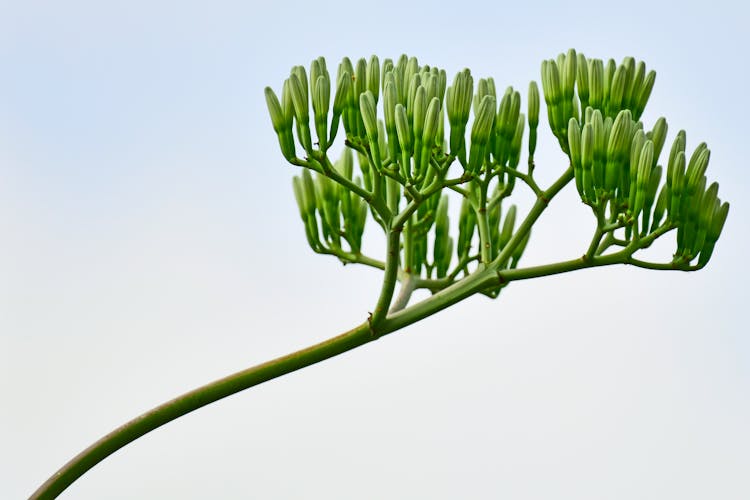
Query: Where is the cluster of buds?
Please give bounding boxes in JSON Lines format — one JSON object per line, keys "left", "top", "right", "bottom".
{"left": 265, "top": 54, "right": 532, "bottom": 186}
{"left": 563, "top": 106, "right": 728, "bottom": 266}
{"left": 291, "top": 148, "right": 368, "bottom": 256}
{"left": 541, "top": 49, "right": 655, "bottom": 151}
{"left": 265, "top": 54, "right": 539, "bottom": 281}
{"left": 537, "top": 47, "right": 729, "bottom": 268}
{"left": 266, "top": 49, "right": 730, "bottom": 289}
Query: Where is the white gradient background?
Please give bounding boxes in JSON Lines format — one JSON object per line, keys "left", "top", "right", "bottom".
{"left": 2, "top": 1, "right": 748, "bottom": 499}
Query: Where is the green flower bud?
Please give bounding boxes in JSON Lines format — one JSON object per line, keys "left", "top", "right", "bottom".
{"left": 641, "top": 165, "right": 662, "bottom": 235}
{"left": 668, "top": 151, "right": 686, "bottom": 221}
{"left": 541, "top": 60, "right": 563, "bottom": 136}
{"left": 467, "top": 95, "right": 496, "bottom": 173}
{"left": 541, "top": 60, "right": 560, "bottom": 104}
{"left": 629, "top": 129, "right": 646, "bottom": 174}
{"left": 633, "top": 140, "right": 654, "bottom": 218}
{"left": 494, "top": 88, "right": 516, "bottom": 163}
{"left": 436, "top": 69, "right": 448, "bottom": 104}
{"left": 412, "top": 85, "right": 427, "bottom": 139}
{"left": 562, "top": 48, "right": 577, "bottom": 101}
{"left": 359, "top": 90, "right": 381, "bottom": 168}
{"left": 423, "top": 71, "right": 437, "bottom": 103}
{"left": 312, "top": 75, "right": 330, "bottom": 148}
{"left": 628, "top": 129, "right": 646, "bottom": 209}
{"left": 694, "top": 181, "right": 720, "bottom": 254}
{"left": 383, "top": 80, "right": 399, "bottom": 160}
{"left": 606, "top": 109, "right": 633, "bottom": 161}
{"left": 508, "top": 114, "right": 525, "bottom": 169}
{"left": 650, "top": 117, "right": 668, "bottom": 164}
{"left": 292, "top": 175, "right": 308, "bottom": 221}
{"left": 420, "top": 97, "right": 441, "bottom": 170}
{"left": 330, "top": 71, "right": 351, "bottom": 141}
{"left": 310, "top": 59, "right": 323, "bottom": 95}
{"left": 359, "top": 90, "right": 378, "bottom": 143}
{"left": 634, "top": 70, "right": 656, "bottom": 120}
{"left": 406, "top": 73, "right": 421, "bottom": 122}
{"left": 301, "top": 169, "right": 317, "bottom": 216}
{"left": 264, "top": 86, "right": 289, "bottom": 133}
{"left": 577, "top": 53, "right": 590, "bottom": 109}
{"left": 434, "top": 195, "right": 452, "bottom": 278}
{"left": 457, "top": 196, "right": 476, "bottom": 259}
{"left": 528, "top": 80, "right": 540, "bottom": 159}
{"left": 292, "top": 66, "right": 309, "bottom": 108}
{"left": 435, "top": 103, "right": 446, "bottom": 150}
{"left": 591, "top": 109, "right": 606, "bottom": 189}
{"left": 447, "top": 69, "right": 473, "bottom": 127}
{"left": 625, "top": 61, "right": 645, "bottom": 110}
{"left": 354, "top": 58, "right": 367, "bottom": 97}
{"left": 528, "top": 80, "right": 540, "bottom": 128}
{"left": 650, "top": 183, "right": 669, "bottom": 232}
{"left": 708, "top": 200, "right": 729, "bottom": 243}
{"left": 338, "top": 57, "right": 354, "bottom": 83}
{"left": 475, "top": 78, "right": 491, "bottom": 113}
{"left": 588, "top": 59, "right": 604, "bottom": 110}
{"left": 608, "top": 63, "right": 628, "bottom": 116}
{"left": 499, "top": 205, "right": 517, "bottom": 249}
{"left": 604, "top": 109, "right": 632, "bottom": 192}
{"left": 289, "top": 74, "right": 313, "bottom": 153}
{"left": 620, "top": 57, "right": 635, "bottom": 107}
{"left": 281, "top": 79, "right": 295, "bottom": 121}
{"left": 569, "top": 118, "right": 584, "bottom": 196}
{"left": 381, "top": 58, "right": 394, "bottom": 88}
{"left": 680, "top": 174, "right": 706, "bottom": 258}
{"left": 404, "top": 56, "right": 419, "bottom": 91}
{"left": 505, "top": 89, "right": 522, "bottom": 139}
{"left": 668, "top": 130, "right": 686, "bottom": 175}
{"left": 603, "top": 59, "right": 616, "bottom": 113}
{"left": 686, "top": 146, "right": 710, "bottom": 195}
{"left": 289, "top": 73, "right": 309, "bottom": 123}
{"left": 367, "top": 55, "right": 380, "bottom": 102}
{"left": 698, "top": 200, "right": 729, "bottom": 267}
{"left": 581, "top": 122, "right": 595, "bottom": 202}
{"left": 394, "top": 103, "right": 412, "bottom": 154}
{"left": 422, "top": 97, "right": 441, "bottom": 145}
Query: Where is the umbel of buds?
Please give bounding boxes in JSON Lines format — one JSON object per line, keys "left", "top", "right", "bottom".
{"left": 265, "top": 50, "right": 728, "bottom": 291}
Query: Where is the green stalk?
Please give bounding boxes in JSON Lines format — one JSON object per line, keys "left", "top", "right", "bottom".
{"left": 476, "top": 206, "right": 493, "bottom": 264}
{"left": 30, "top": 163, "right": 676, "bottom": 500}
{"left": 367, "top": 228, "right": 402, "bottom": 328}
{"left": 31, "top": 322, "right": 372, "bottom": 500}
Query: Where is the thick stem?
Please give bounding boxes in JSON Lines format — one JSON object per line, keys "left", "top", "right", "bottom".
{"left": 31, "top": 322, "right": 373, "bottom": 500}
{"left": 368, "top": 228, "right": 402, "bottom": 328}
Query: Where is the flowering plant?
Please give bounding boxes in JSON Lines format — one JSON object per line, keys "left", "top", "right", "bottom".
{"left": 31, "top": 49, "right": 728, "bottom": 499}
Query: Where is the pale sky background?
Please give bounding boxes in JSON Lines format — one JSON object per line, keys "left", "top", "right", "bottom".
{"left": 1, "top": 1, "right": 748, "bottom": 499}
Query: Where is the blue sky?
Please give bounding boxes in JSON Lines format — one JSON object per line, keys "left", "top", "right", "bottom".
{"left": 2, "top": 1, "right": 748, "bottom": 498}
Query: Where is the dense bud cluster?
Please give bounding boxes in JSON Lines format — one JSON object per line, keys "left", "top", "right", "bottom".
{"left": 546, "top": 48, "right": 729, "bottom": 267}
{"left": 265, "top": 49, "right": 729, "bottom": 291}
{"left": 265, "top": 54, "right": 537, "bottom": 285}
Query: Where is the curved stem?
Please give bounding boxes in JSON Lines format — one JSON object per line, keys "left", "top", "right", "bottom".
{"left": 31, "top": 322, "right": 373, "bottom": 500}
